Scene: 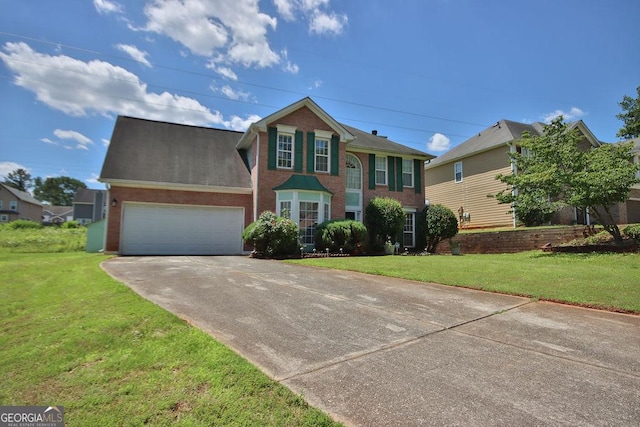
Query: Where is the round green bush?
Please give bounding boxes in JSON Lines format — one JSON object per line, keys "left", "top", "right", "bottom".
{"left": 315, "top": 219, "right": 367, "bottom": 254}
{"left": 242, "top": 211, "right": 300, "bottom": 257}
{"left": 423, "top": 204, "right": 458, "bottom": 253}
{"left": 365, "top": 197, "right": 405, "bottom": 249}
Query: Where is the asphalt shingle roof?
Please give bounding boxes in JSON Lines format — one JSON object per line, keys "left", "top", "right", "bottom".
{"left": 100, "top": 116, "right": 252, "bottom": 189}
{"left": 343, "top": 124, "right": 434, "bottom": 159}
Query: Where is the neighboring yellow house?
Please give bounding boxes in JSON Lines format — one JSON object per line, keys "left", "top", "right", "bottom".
{"left": 424, "top": 119, "right": 603, "bottom": 229}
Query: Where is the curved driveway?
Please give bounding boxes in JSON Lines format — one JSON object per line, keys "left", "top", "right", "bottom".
{"left": 102, "top": 256, "right": 640, "bottom": 426}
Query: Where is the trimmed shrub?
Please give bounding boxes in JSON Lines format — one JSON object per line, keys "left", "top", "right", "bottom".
{"left": 242, "top": 211, "right": 299, "bottom": 257}
{"left": 423, "top": 204, "right": 458, "bottom": 253}
{"left": 315, "top": 219, "right": 367, "bottom": 254}
{"left": 7, "top": 220, "right": 42, "bottom": 230}
{"left": 364, "top": 197, "right": 405, "bottom": 251}
{"left": 61, "top": 220, "right": 80, "bottom": 229}
{"left": 622, "top": 224, "right": 640, "bottom": 241}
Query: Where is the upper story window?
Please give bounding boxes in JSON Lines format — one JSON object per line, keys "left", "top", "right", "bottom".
{"left": 375, "top": 156, "right": 387, "bottom": 185}
{"left": 454, "top": 161, "right": 463, "bottom": 183}
{"left": 315, "top": 138, "right": 329, "bottom": 173}
{"left": 346, "top": 153, "right": 362, "bottom": 190}
{"left": 9, "top": 201, "right": 18, "bottom": 211}
{"left": 277, "top": 133, "right": 293, "bottom": 169}
{"left": 402, "top": 159, "right": 414, "bottom": 187}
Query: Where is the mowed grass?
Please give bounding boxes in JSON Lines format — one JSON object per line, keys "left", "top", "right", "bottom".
{"left": 290, "top": 251, "right": 640, "bottom": 313}
{"left": 0, "top": 230, "right": 340, "bottom": 426}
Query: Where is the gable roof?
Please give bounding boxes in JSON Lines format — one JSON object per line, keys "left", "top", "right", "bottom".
{"left": 73, "top": 188, "right": 104, "bottom": 204}
{"left": 236, "top": 97, "right": 355, "bottom": 149}
{"left": 100, "top": 116, "right": 252, "bottom": 192}
{"left": 0, "top": 183, "right": 42, "bottom": 206}
{"left": 426, "top": 119, "right": 601, "bottom": 168}
{"left": 343, "top": 124, "right": 434, "bottom": 159}
{"left": 43, "top": 206, "right": 73, "bottom": 216}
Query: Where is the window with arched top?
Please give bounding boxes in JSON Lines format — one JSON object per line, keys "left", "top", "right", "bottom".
{"left": 346, "top": 153, "right": 362, "bottom": 190}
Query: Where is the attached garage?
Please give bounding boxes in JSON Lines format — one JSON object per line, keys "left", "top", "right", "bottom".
{"left": 120, "top": 203, "right": 244, "bottom": 255}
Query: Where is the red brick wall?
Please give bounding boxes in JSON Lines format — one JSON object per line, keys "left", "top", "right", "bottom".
{"left": 438, "top": 226, "right": 594, "bottom": 254}
{"left": 254, "top": 106, "right": 346, "bottom": 218}
{"left": 105, "top": 186, "right": 253, "bottom": 253}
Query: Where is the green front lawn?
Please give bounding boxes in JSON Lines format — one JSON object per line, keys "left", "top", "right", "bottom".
{"left": 290, "top": 252, "right": 640, "bottom": 313}
{"left": 0, "top": 249, "right": 340, "bottom": 426}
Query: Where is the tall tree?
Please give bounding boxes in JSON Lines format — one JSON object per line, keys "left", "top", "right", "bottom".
{"left": 616, "top": 86, "right": 640, "bottom": 139}
{"left": 2, "top": 168, "right": 33, "bottom": 192}
{"left": 494, "top": 117, "right": 639, "bottom": 243}
{"left": 33, "top": 176, "right": 87, "bottom": 206}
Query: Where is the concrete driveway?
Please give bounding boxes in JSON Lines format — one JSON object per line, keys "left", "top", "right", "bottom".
{"left": 102, "top": 256, "right": 640, "bottom": 426}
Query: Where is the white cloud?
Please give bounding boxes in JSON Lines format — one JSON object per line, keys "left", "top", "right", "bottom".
{"left": 208, "top": 63, "right": 238, "bottom": 80}
{"left": 53, "top": 129, "right": 93, "bottom": 150}
{"left": 142, "top": 0, "right": 279, "bottom": 68}
{"left": 93, "top": 0, "right": 123, "bottom": 14}
{"left": 309, "top": 10, "right": 347, "bottom": 36}
{"left": 0, "top": 42, "right": 224, "bottom": 127}
{"left": 308, "top": 79, "right": 322, "bottom": 90}
{"left": 224, "top": 114, "right": 261, "bottom": 131}
{"left": 427, "top": 133, "right": 451, "bottom": 153}
{"left": 281, "top": 49, "right": 299, "bottom": 74}
{"left": 41, "top": 137, "right": 58, "bottom": 145}
{"left": 542, "top": 107, "right": 586, "bottom": 123}
{"left": 0, "top": 162, "right": 29, "bottom": 179}
{"left": 273, "top": 0, "right": 347, "bottom": 36}
{"left": 115, "top": 44, "right": 152, "bottom": 67}
{"left": 220, "top": 85, "right": 251, "bottom": 101}
{"left": 102, "top": 138, "right": 110, "bottom": 147}
{"left": 86, "top": 174, "right": 102, "bottom": 185}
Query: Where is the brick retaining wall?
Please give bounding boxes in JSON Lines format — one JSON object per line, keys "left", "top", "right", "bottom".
{"left": 438, "top": 226, "right": 595, "bottom": 254}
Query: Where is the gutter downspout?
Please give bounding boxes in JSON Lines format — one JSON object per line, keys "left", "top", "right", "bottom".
{"left": 253, "top": 131, "right": 260, "bottom": 222}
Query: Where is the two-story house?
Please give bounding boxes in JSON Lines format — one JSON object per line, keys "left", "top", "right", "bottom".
{"left": 424, "top": 119, "right": 602, "bottom": 229}
{"left": 72, "top": 188, "right": 107, "bottom": 225}
{"left": 42, "top": 206, "right": 74, "bottom": 225}
{"left": 99, "top": 97, "right": 433, "bottom": 255}
{"left": 0, "top": 183, "right": 43, "bottom": 223}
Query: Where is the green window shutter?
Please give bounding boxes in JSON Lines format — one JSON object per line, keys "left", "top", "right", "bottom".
{"left": 331, "top": 135, "right": 339, "bottom": 176}
{"left": 414, "top": 159, "right": 422, "bottom": 194}
{"left": 368, "top": 154, "right": 376, "bottom": 190}
{"left": 307, "top": 132, "right": 315, "bottom": 173}
{"left": 294, "top": 130, "right": 303, "bottom": 173}
{"left": 267, "top": 127, "right": 277, "bottom": 170}
{"left": 396, "top": 157, "right": 404, "bottom": 193}
{"left": 388, "top": 156, "right": 396, "bottom": 191}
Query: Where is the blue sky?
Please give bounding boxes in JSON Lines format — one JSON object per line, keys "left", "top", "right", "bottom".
{"left": 1, "top": 0, "right": 638, "bottom": 190}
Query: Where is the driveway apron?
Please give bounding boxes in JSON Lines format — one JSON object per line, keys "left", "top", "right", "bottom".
{"left": 102, "top": 256, "right": 640, "bottom": 426}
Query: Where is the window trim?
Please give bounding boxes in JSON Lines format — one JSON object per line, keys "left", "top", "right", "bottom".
{"left": 277, "top": 132, "right": 294, "bottom": 169}
{"left": 403, "top": 211, "right": 416, "bottom": 248}
{"left": 375, "top": 155, "right": 388, "bottom": 185}
{"left": 402, "top": 158, "right": 414, "bottom": 188}
{"left": 454, "top": 161, "right": 463, "bottom": 183}
{"left": 314, "top": 137, "right": 330, "bottom": 173}
{"left": 9, "top": 201, "right": 18, "bottom": 211}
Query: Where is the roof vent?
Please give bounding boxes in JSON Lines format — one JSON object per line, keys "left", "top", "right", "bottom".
{"left": 372, "top": 130, "right": 378, "bottom": 135}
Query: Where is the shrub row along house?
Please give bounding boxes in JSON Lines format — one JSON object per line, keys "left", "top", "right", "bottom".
{"left": 99, "top": 97, "right": 434, "bottom": 255}
{"left": 424, "top": 121, "right": 640, "bottom": 229}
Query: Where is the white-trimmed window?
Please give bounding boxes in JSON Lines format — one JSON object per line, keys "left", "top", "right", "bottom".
{"left": 9, "top": 201, "right": 17, "bottom": 211}
{"left": 279, "top": 201, "right": 291, "bottom": 218}
{"left": 299, "top": 201, "right": 319, "bottom": 245}
{"left": 315, "top": 138, "right": 330, "bottom": 173}
{"left": 454, "top": 161, "right": 463, "bottom": 183}
{"left": 324, "top": 203, "right": 330, "bottom": 223}
{"left": 277, "top": 133, "right": 293, "bottom": 169}
{"left": 402, "top": 159, "right": 414, "bottom": 187}
{"left": 403, "top": 212, "right": 415, "bottom": 248}
{"left": 0, "top": 214, "right": 8, "bottom": 222}
{"left": 375, "top": 156, "right": 387, "bottom": 185}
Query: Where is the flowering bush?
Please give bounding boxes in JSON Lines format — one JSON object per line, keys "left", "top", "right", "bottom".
{"left": 242, "top": 211, "right": 299, "bottom": 257}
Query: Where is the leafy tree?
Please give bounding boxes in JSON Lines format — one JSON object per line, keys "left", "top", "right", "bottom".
{"left": 616, "top": 86, "right": 640, "bottom": 139}
{"left": 33, "top": 176, "right": 87, "bottom": 206}
{"left": 422, "top": 204, "right": 458, "bottom": 253}
{"left": 364, "top": 197, "right": 405, "bottom": 249}
{"left": 494, "top": 117, "right": 639, "bottom": 243}
{"left": 242, "top": 211, "right": 299, "bottom": 257}
{"left": 2, "top": 168, "right": 33, "bottom": 192}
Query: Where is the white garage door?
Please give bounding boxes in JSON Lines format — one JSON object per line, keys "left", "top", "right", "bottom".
{"left": 121, "top": 203, "right": 244, "bottom": 255}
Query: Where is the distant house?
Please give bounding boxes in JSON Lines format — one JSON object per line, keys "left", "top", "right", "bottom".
{"left": 617, "top": 137, "right": 640, "bottom": 224}
{"left": 73, "top": 188, "right": 107, "bottom": 225}
{"left": 99, "top": 97, "right": 434, "bottom": 255}
{"left": 424, "top": 119, "right": 603, "bottom": 229}
{"left": 0, "top": 183, "right": 43, "bottom": 223}
{"left": 42, "top": 206, "right": 74, "bottom": 225}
